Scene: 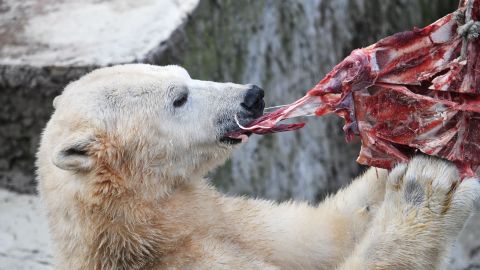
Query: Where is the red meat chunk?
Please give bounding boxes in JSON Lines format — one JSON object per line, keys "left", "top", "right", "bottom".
{"left": 239, "top": 0, "right": 480, "bottom": 177}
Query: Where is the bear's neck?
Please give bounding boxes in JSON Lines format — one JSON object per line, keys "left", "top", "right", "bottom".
{"left": 53, "top": 178, "right": 222, "bottom": 269}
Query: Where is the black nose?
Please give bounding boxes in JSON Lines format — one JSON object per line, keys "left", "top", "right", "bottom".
{"left": 241, "top": 85, "right": 265, "bottom": 114}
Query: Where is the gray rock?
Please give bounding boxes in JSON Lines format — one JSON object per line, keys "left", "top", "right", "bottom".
{"left": 0, "top": 0, "right": 199, "bottom": 193}
{"left": 0, "top": 0, "right": 457, "bottom": 198}
{"left": 148, "top": 0, "right": 458, "bottom": 201}
{"left": 0, "top": 0, "right": 199, "bottom": 66}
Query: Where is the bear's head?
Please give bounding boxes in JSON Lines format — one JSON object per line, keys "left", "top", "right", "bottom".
{"left": 37, "top": 64, "right": 264, "bottom": 202}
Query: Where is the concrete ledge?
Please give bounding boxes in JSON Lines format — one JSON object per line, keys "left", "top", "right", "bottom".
{"left": 0, "top": 0, "right": 199, "bottom": 66}
{"left": 0, "top": 0, "right": 199, "bottom": 193}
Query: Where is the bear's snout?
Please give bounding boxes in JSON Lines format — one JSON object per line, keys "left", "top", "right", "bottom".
{"left": 241, "top": 85, "right": 265, "bottom": 117}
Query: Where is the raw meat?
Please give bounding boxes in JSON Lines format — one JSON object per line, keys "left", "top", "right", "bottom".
{"left": 236, "top": 0, "right": 480, "bottom": 176}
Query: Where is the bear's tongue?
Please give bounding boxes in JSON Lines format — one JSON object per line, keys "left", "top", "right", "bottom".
{"left": 236, "top": 134, "right": 249, "bottom": 143}
{"left": 224, "top": 130, "right": 251, "bottom": 143}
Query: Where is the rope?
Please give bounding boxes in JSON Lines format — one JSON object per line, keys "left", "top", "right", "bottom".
{"left": 455, "top": 0, "right": 480, "bottom": 60}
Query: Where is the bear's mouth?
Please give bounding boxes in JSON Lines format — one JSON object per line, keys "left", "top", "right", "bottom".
{"left": 218, "top": 104, "right": 263, "bottom": 145}
{"left": 220, "top": 130, "right": 252, "bottom": 145}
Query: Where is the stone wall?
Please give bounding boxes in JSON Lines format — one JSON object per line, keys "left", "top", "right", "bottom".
{"left": 0, "top": 0, "right": 199, "bottom": 193}
{"left": 0, "top": 0, "right": 457, "bottom": 201}
{"left": 0, "top": 66, "right": 93, "bottom": 193}
{"left": 152, "top": 0, "right": 458, "bottom": 201}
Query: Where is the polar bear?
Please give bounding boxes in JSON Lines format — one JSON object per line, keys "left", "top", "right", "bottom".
{"left": 37, "top": 64, "right": 480, "bottom": 270}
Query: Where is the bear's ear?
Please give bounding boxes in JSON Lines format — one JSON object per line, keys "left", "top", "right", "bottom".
{"left": 52, "top": 95, "right": 61, "bottom": 109}
{"left": 52, "top": 134, "right": 95, "bottom": 172}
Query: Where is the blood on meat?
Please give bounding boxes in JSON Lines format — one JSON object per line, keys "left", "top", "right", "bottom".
{"left": 238, "top": 0, "right": 480, "bottom": 177}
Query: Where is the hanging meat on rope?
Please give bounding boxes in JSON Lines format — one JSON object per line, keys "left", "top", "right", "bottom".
{"left": 230, "top": 0, "right": 480, "bottom": 177}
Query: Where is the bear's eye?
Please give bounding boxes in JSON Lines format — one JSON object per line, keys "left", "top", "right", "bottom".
{"left": 173, "top": 93, "right": 188, "bottom": 108}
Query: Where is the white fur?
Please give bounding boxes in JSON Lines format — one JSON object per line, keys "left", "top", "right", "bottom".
{"left": 36, "top": 64, "right": 480, "bottom": 269}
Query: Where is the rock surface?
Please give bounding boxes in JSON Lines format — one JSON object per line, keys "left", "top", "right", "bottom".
{"left": 0, "top": 0, "right": 199, "bottom": 66}
{"left": 153, "top": 0, "right": 459, "bottom": 200}
{"left": 0, "top": 0, "right": 199, "bottom": 193}
{"left": 0, "top": 0, "right": 457, "bottom": 199}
